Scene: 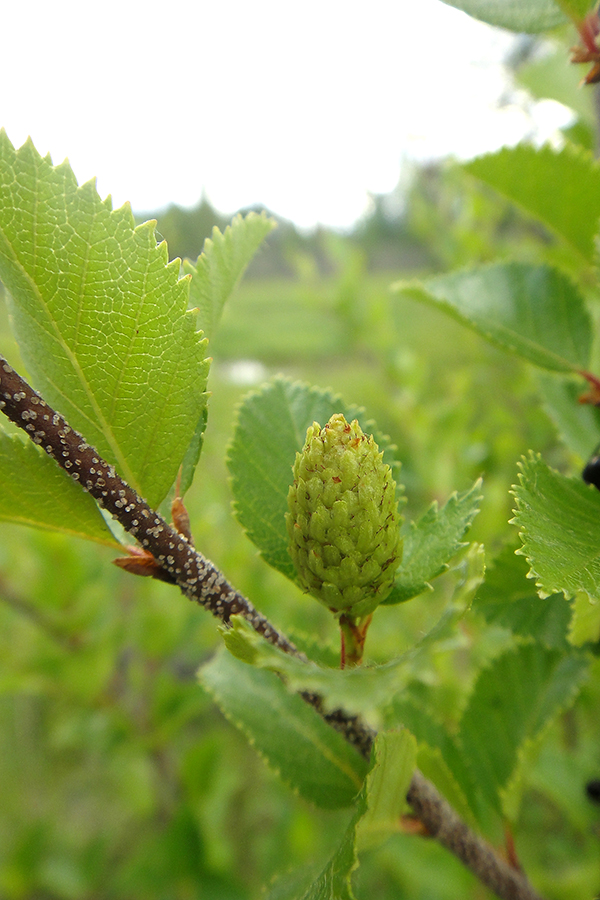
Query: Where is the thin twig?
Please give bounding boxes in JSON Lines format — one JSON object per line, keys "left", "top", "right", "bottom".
{"left": 407, "top": 770, "right": 543, "bottom": 900}
{"left": 0, "top": 354, "right": 545, "bottom": 900}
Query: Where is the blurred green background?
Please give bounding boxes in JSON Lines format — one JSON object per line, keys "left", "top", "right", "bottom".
{"left": 1, "top": 143, "right": 599, "bottom": 899}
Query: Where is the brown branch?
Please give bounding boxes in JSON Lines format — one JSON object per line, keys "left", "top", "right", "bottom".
{"left": 407, "top": 771, "right": 542, "bottom": 900}
{"left": 0, "top": 354, "right": 546, "bottom": 900}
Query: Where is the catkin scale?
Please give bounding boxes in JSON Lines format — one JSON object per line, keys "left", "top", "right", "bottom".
{"left": 286, "top": 414, "right": 402, "bottom": 617}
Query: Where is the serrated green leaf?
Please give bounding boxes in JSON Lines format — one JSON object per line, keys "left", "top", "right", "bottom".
{"left": 458, "top": 643, "right": 589, "bottom": 817}
{"left": 227, "top": 376, "right": 402, "bottom": 583}
{"left": 393, "top": 263, "right": 591, "bottom": 373}
{"left": 536, "top": 372, "right": 600, "bottom": 462}
{"left": 0, "top": 431, "right": 117, "bottom": 545}
{"left": 183, "top": 212, "right": 276, "bottom": 341}
{"left": 512, "top": 452, "right": 600, "bottom": 601}
{"left": 473, "top": 544, "right": 572, "bottom": 649}
{"left": 273, "top": 730, "right": 415, "bottom": 900}
{"left": 220, "top": 615, "right": 416, "bottom": 717}
{"left": 221, "top": 546, "right": 484, "bottom": 718}
{"left": 0, "top": 131, "right": 210, "bottom": 508}
{"left": 383, "top": 480, "right": 482, "bottom": 605}
{"left": 198, "top": 648, "right": 368, "bottom": 810}
{"left": 464, "top": 144, "right": 600, "bottom": 264}
{"left": 440, "top": 0, "right": 567, "bottom": 31}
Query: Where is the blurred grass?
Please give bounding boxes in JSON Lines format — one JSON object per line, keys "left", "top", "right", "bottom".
{"left": 0, "top": 262, "right": 591, "bottom": 900}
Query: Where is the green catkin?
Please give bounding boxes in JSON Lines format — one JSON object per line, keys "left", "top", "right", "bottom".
{"left": 286, "top": 414, "right": 402, "bottom": 618}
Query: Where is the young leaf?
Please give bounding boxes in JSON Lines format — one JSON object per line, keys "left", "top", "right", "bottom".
{"left": 198, "top": 649, "right": 369, "bottom": 810}
{"left": 227, "top": 376, "right": 401, "bottom": 583}
{"left": 183, "top": 212, "right": 276, "bottom": 341}
{"left": 267, "top": 730, "right": 416, "bottom": 900}
{"left": 392, "top": 263, "right": 592, "bottom": 374}
{"left": 458, "top": 643, "right": 589, "bottom": 817}
{"left": 512, "top": 452, "right": 600, "bottom": 601}
{"left": 0, "top": 432, "right": 117, "bottom": 545}
{"left": 464, "top": 144, "right": 600, "bottom": 264}
{"left": 0, "top": 131, "right": 210, "bottom": 509}
{"left": 382, "top": 479, "right": 483, "bottom": 605}
{"left": 473, "top": 543, "right": 572, "bottom": 650}
{"left": 439, "top": 0, "right": 566, "bottom": 32}
{"left": 221, "top": 546, "right": 484, "bottom": 718}
{"left": 222, "top": 613, "right": 431, "bottom": 717}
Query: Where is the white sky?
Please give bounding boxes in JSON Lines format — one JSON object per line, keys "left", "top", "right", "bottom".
{"left": 1, "top": 0, "right": 571, "bottom": 229}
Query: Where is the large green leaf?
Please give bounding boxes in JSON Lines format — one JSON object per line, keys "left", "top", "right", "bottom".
{"left": 266, "top": 731, "right": 416, "bottom": 900}
{"left": 0, "top": 432, "right": 117, "bottom": 545}
{"left": 227, "top": 377, "right": 401, "bottom": 582}
{"left": 198, "top": 649, "right": 369, "bottom": 810}
{"left": 512, "top": 452, "right": 600, "bottom": 601}
{"left": 458, "top": 643, "right": 589, "bottom": 818}
{"left": 464, "top": 145, "right": 600, "bottom": 264}
{"left": 0, "top": 130, "right": 210, "bottom": 509}
{"left": 383, "top": 480, "right": 482, "bottom": 604}
{"left": 440, "top": 0, "right": 567, "bottom": 31}
{"left": 184, "top": 212, "right": 276, "bottom": 341}
{"left": 393, "top": 263, "right": 591, "bottom": 373}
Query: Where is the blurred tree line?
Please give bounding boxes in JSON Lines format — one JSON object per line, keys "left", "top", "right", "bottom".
{"left": 136, "top": 156, "right": 561, "bottom": 281}
{"left": 138, "top": 32, "right": 595, "bottom": 283}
